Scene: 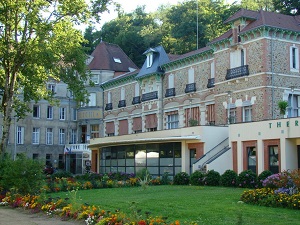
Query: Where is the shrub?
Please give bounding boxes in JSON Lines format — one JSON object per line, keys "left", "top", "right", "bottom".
{"left": 51, "top": 170, "right": 73, "bottom": 179}
{"left": 0, "top": 154, "right": 44, "bottom": 195}
{"left": 160, "top": 172, "right": 172, "bottom": 185}
{"left": 237, "top": 170, "right": 257, "bottom": 188}
{"left": 204, "top": 170, "right": 220, "bottom": 186}
{"left": 257, "top": 170, "right": 273, "bottom": 188}
{"left": 173, "top": 172, "right": 190, "bottom": 185}
{"left": 220, "top": 170, "right": 238, "bottom": 187}
{"left": 136, "top": 168, "right": 151, "bottom": 180}
{"left": 190, "top": 170, "right": 205, "bottom": 186}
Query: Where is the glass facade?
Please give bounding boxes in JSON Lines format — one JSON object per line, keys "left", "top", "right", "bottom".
{"left": 99, "top": 142, "right": 181, "bottom": 177}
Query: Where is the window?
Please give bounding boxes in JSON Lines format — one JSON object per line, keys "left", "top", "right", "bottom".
{"left": 185, "top": 107, "right": 200, "bottom": 127}
{"left": 108, "top": 91, "right": 112, "bottom": 103}
{"left": 230, "top": 48, "right": 246, "bottom": 68}
{"left": 188, "top": 67, "right": 194, "bottom": 84}
{"left": 145, "top": 114, "right": 157, "bottom": 131}
{"left": 32, "top": 128, "right": 40, "bottom": 144}
{"left": 91, "top": 125, "right": 100, "bottom": 139}
{"left": 33, "top": 105, "right": 40, "bottom": 118}
{"left": 47, "top": 83, "right": 55, "bottom": 94}
{"left": 46, "top": 128, "right": 53, "bottom": 145}
{"left": 16, "top": 126, "right": 24, "bottom": 144}
{"left": 210, "top": 61, "right": 215, "bottom": 79}
{"left": 88, "top": 93, "right": 96, "bottom": 106}
{"left": 229, "top": 108, "right": 236, "bottom": 124}
{"left": 247, "top": 147, "right": 256, "bottom": 173}
{"left": 46, "top": 154, "right": 52, "bottom": 166}
{"left": 59, "top": 107, "right": 66, "bottom": 120}
{"left": 91, "top": 75, "right": 99, "bottom": 84}
{"left": 72, "top": 108, "right": 77, "bottom": 121}
{"left": 243, "top": 106, "right": 252, "bottom": 122}
{"left": 269, "top": 146, "right": 279, "bottom": 174}
{"left": 290, "top": 45, "right": 299, "bottom": 71}
{"left": 134, "top": 83, "right": 140, "bottom": 97}
{"left": 133, "top": 117, "right": 142, "bottom": 133}
{"left": 106, "top": 121, "right": 115, "bottom": 136}
{"left": 168, "top": 74, "right": 174, "bottom": 89}
{"left": 59, "top": 128, "right": 65, "bottom": 145}
{"left": 166, "top": 112, "right": 179, "bottom": 129}
{"left": 70, "top": 129, "right": 77, "bottom": 144}
{"left": 47, "top": 106, "right": 53, "bottom": 119}
{"left": 113, "top": 57, "right": 121, "bottom": 63}
{"left": 146, "top": 53, "right": 153, "bottom": 68}
{"left": 288, "top": 94, "right": 300, "bottom": 117}
{"left": 121, "top": 87, "right": 125, "bottom": 100}
{"left": 207, "top": 104, "right": 215, "bottom": 125}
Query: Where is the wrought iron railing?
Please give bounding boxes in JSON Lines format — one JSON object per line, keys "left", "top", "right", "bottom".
{"left": 165, "top": 88, "right": 175, "bottom": 97}
{"left": 226, "top": 65, "right": 249, "bottom": 80}
{"left": 118, "top": 100, "right": 126, "bottom": 108}
{"left": 185, "top": 83, "right": 196, "bottom": 93}
{"left": 132, "top": 96, "right": 141, "bottom": 105}
{"left": 105, "top": 103, "right": 113, "bottom": 110}
{"left": 207, "top": 78, "right": 215, "bottom": 88}
{"left": 141, "top": 91, "right": 158, "bottom": 102}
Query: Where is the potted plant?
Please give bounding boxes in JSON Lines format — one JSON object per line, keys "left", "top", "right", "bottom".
{"left": 189, "top": 119, "right": 198, "bottom": 126}
{"left": 278, "top": 100, "right": 288, "bottom": 116}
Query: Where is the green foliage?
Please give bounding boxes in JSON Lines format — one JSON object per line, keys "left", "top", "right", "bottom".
{"left": 0, "top": 154, "right": 44, "bottom": 195}
{"left": 273, "top": 0, "right": 300, "bottom": 15}
{"left": 190, "top": 170, "right": 205, "bottom": 186}
{"left": 257, "top": 170, "right": 273, "bottom": 188}
{"left": 237, "top": 170, "right": 257, "bottom": 188}
{"left": 160, "top": 172, "right": 172, "bottom": 185}
{"left": 221, "top": 170, "right": 238, "bottom": 187}
{"left": 173, "top": 172, "right": 190, "bottom": 185}
{"left": 51, "top": 170, "right": 73, "bottom": 179}
{"left": 240, "top": 0, "right": 274, "bottom": 11}
{"left": 278, "top": 100, "right": 289, "bottom": 115}
{"left": 136, "top": 168, "right": 152, "bottom": 180}
{"left": 204, "top": 170, "right": 220, "bottom": 186}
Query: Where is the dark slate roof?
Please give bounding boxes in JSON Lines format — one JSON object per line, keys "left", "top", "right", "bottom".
{"left": 168, "top": 46, "right": 211, "bottom": 63}
{"left": 210, "top": 9, "right": 300, "bottom": 45}
{"left": 136, "top": 46, "right": 170, "bottom": 79}
{"left": 88, "top": 41, "right": 138, "bottom": 72}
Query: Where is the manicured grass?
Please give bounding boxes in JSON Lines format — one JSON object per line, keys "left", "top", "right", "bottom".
{"left": 53, "top": 186, "right": 300, "bottom": 224}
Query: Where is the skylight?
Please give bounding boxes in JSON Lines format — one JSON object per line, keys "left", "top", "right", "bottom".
{"left": 113, "top": 57, "right": 122, "bottom": 63}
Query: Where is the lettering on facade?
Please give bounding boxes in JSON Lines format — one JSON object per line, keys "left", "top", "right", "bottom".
{"left": 269, "top": 120, "right": 299, "bottom": 128}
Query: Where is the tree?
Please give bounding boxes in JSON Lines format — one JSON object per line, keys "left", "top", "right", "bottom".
{"left": 240, "top": 0, "right": 274, "bottom": 11}
{"left": 272, "top": 0, "right": 300, "bottom": 15}
{"left": 0, "top": 0, "right": 112, "bottom": 155}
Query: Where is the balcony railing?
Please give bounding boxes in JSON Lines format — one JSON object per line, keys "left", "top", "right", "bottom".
{"left": 141, "top": 91, "right": 158, "bottom": 102}
{"left": 165, "top": 88, "right": 175, "bottom": 97}
{"left": 118, "top": 100, "right": 126, "bottom": 108}
{"left": 207, "top": 78, "right": 215, "bottom": 88}
{"left": 185, "top": 83, "right": 196, "bottom": 93}
{"left": 226, "top": 65, "right": 249, "bottom": 80}
{"left": 132, "top": 96, "right": 141, "bottom": 105}
{"left": 105, "top": 103, "right": 113, "bottom": 110}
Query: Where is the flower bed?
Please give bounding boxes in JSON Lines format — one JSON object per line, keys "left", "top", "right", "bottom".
{"left": 240, "top": 170, "right": 300, "bottom": 209}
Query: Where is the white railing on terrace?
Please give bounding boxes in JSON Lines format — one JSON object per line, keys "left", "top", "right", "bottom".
{"left": 65, "top": 144, "right": 90, "bottom": 152}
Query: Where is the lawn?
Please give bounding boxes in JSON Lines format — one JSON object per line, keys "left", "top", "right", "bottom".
{"left": 52, "top": 185, "right": 300, "bottom": 225}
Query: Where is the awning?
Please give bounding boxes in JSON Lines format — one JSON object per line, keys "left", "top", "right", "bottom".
{"left": 88, "top": 135, "right": 201, "bottom": 148}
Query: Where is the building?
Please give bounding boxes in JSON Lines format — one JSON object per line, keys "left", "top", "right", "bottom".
{"left": 2, "top": 41, "right": 137, "bottom": 174}
{"left": 89, "top": 9, "right": 300, "bottom": 177}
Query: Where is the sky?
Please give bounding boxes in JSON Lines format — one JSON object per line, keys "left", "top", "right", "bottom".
{"left": 97, "top": 0, "right": 238, "bottom": 29}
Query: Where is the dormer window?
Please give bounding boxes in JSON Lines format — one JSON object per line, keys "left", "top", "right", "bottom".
{"left": 113, "top": 57, "right": 121, "bottom": 63}
{"left": 146, "top": 53, "right": 153, "bottom": 68}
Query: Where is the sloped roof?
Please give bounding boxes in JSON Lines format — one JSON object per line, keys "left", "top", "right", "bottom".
{"left": 101, "top": 69, "right": 140, "bottom": 88}
{"left": 136, "top": 46, "right": 170, "bottom": 79}
{"left": 210, "top": 9, "right": 300, "bottom": 45}
{"left": 87, "top": 41, "right": 138, "bottom": 72}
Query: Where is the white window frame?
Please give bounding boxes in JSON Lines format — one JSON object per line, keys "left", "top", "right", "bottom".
{"left": 121, "top": 87, "right": 125, "bottom": 100}
{"left": 47, "top": 106, "right": 53, "bottom": 119}
{"left": 188, "top": 67, "right": 194, "bottom": 83}
{"left": 16, "top": 126, "right": 24, "bottom": 144}
{"left": 146, "top": 53, "right": 153, "bottom": 68}
{"left": 243, "top": 106, "right": 252, "bottom": 122}
{"left": 59, "top": 128, "right": 65, "bottom": 145}
{"left": 88, "top": 93, "right": 96, "bottom": 106}
{"left": 72, "top": 108, "right": 77, "bottom": 121}
{"left": 47, "top": 83, "right": 55, "bottom": 94}
{"left": 108, "top": 91, "right": 112, "bottom": 103}
{"left": 134, "top": 83, "right": 140, "bottom": 97}
{"left": 33, "top": 105, "right": 40, "bottom": 118}
{"left": 290, "top": 45, "right": 299, "bottom": 72}
{"left": 91, "top": 75, "right": 99, "bottom": 84}
{"left": 167, "top": 114, "right": 179, "bottom": 129}
{"left": 210, "top": 61, "right": 215, "bottom": 79}
{"left": 168, "top": 74, "right": 175, "bottom": 89}
{"left": 230, "top": 48, "right": 246, "bottom": 68}
{"left": 46, "top": 128, "right": 53, "bottom": 145}
{"left": 32, "top": 127, "right": 40, "bottom": 144}
{"left": 70, "top": 129, "right": 77, "bottom": 144}
{"left": 59, "top": 107, "right": 66, "bottom": 120}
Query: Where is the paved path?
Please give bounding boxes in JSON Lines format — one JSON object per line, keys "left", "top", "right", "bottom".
{"left": 0, "top": 207, "right": 85, "bottom": 225}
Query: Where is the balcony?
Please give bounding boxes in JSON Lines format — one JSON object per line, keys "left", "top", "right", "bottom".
{"left": 207, "top": 78, "right": 215, "bottom": 88}
{"left": 226, "top": 65, "right": 249, "bottom": 80}
{"left": 185, "top": 83, "right": 196, "bottom": 93}
{"left": 105, "top": 103, "right": 113, "bottom": 110}
{"left": 118, "top": 100, "right": 126, "bottom": 108}
{"left": 132, "top": 96, "right": 141, "bottom": 105}
{"left": 165, "top": 88, "right": 175, "bottom": 97}
{"left": 141, "top": 91, "right": 158, "bottom": 102}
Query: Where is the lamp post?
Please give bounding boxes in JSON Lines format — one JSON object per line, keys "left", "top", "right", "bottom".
{"left": 227, "top": 91, "right": 232, "bottom": 125}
